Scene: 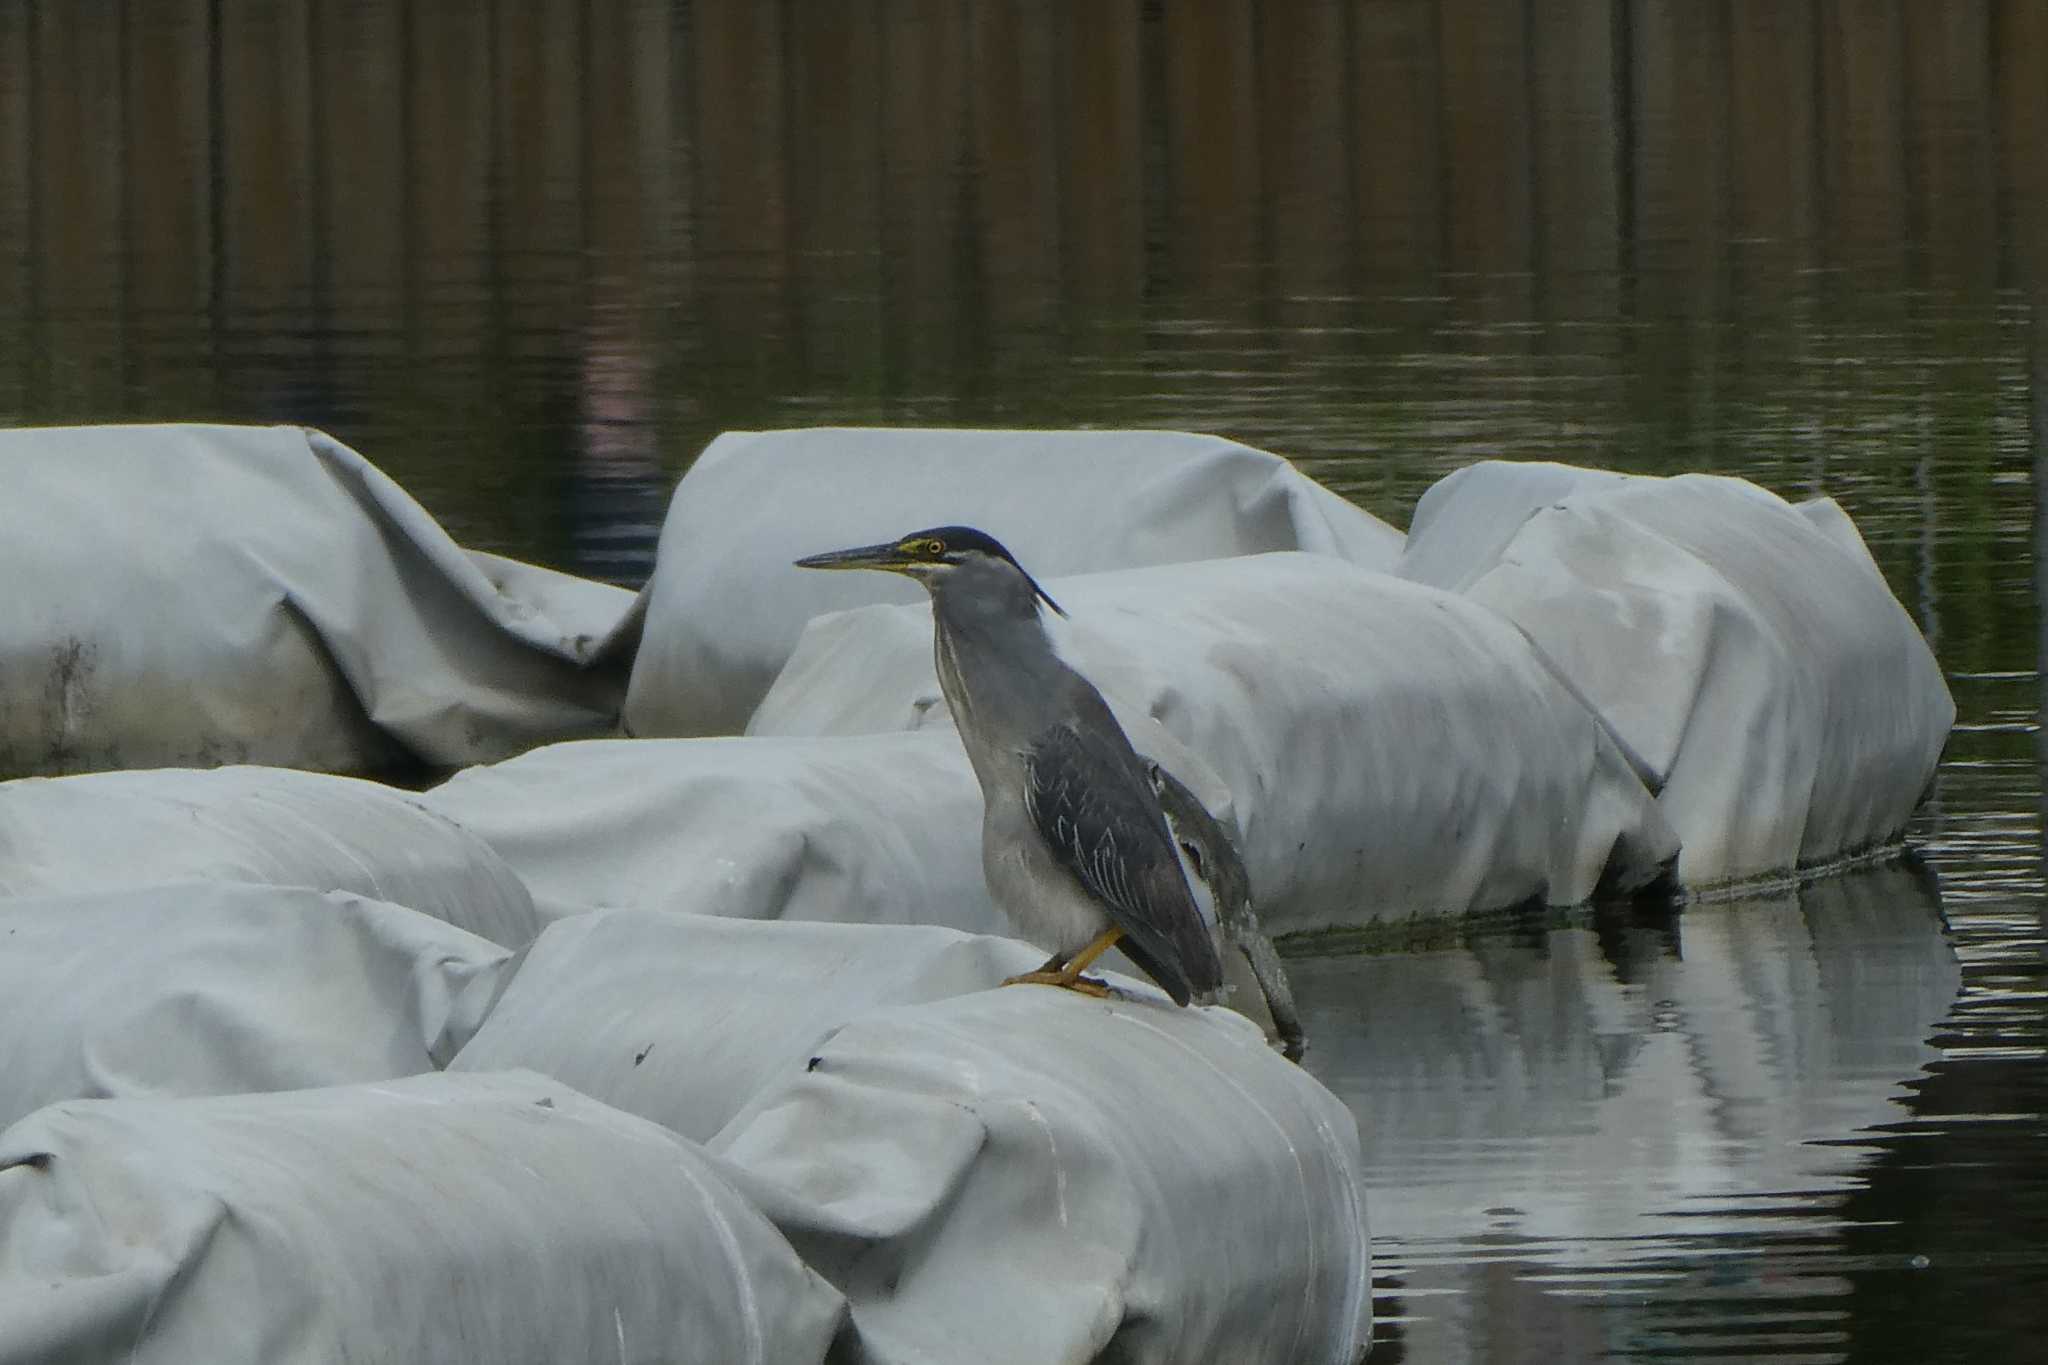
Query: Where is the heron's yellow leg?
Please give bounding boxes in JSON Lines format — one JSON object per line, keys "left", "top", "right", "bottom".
{"left": 1057, "top": 927, "right": 1124, "bottom": 980}
{"left": 1000, "top": 927, "right": 1124, "bottom": 997}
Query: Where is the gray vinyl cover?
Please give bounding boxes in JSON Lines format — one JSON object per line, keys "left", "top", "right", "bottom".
{"left": 420, "top": 735, "right": 1305, "bottom": 1029}
{"left": 0, "top": 764, "right": 543, "bottom": 946}
{"left": 751, "top": 551, "right": 1679, "bottom": 929}
{"left": 1397, "top": 461, "right": 1954, "bottom": 883}
{"left": 419, "top": 732, "right": 997, "bottom": 930}
{"left": 444, "top": 913, "right": 1364, "bottom": 1358}
{"left": 621, "top": 427, "right": 1406, "bottom": 737}
{"left": 0, "top": 883, "right": 506, "bottom": 1131}
{"left": 0, "top": 423, "right": 634, "bottom": 777}
{"left": 449, "top": 912, "right": 1050, "bottom": 1141}
{"left": 711, "top": 981, "right": 1372, "bottom": 1364}
{"left": 0, "top": 1071, "right": 846, "bottom": 1365}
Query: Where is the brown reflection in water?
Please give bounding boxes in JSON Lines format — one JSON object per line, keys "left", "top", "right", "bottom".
{"left": 1531, "top": 0, "right": 1617, "bottom": 302}
{"left": 1060, "top": 0, "right": 1142, "bottom": 315}
{"left": 222, "top": 0, "right": 314, "bottom": 332}
{"left": 1821, "top": 0, "right": 1906, "bottom": 269}
{"left": 9, "top": 4, "right": 2044, "bottom": 337}
{"left": 1906, "top": 2, "right": 1996, "bottom": 297}
{"left": 495, "top": 0, "right": 588, "bottom": 351}
{"left": 315, "top": 2, "right": 404, "bottom": 368}
{"left": 789, "top": 0, "right": 883, "bottom": 387}
{"left": 876, "top": 0, "right": 966, "bottom": 392}
{"left": 691, "top": 0, "right": 789, "bottom": 401}
{"left": 126, "top": 2, "right": 213, "bottom": 405}
{"left": 968, "top": 0, "right": 1061, "bottom": 347}
{"left": 1729, "top": 0, "right": 1818, "bottom": 275}
{"left": 0, "top": 10, "right": 30, "bottom": 410}
{"left": 1161, "top": 0, "right": 1259, "bottom": 309}
{"left": 1, "top": 0, "right": 2045, "bottom": 562}
{"left": 1437, "top": 0, "right": 1531, "bottom": 305}
{"left": 1260, "top": 0, "right": 1352, "bottom": 306}
{"left": 25, "top": 5, "right": 125, "bottom": 412}
{"left": 2001, "top": 0, "right": 2048, "bottom": 290}
{"left": 1633, "top": 0, "right": 1730, "bottom": 313}
{"left": 1351, "top": 0, "right": 1441, "bottom": 286}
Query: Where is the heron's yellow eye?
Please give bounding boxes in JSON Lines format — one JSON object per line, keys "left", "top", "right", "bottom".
{"left": 904, "top": 537, "right": 944, "bottom": 558}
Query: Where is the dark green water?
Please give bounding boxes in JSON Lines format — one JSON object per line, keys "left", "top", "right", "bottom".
{"left": 4, "top": 3, "right": 2045, "bottom": 1360}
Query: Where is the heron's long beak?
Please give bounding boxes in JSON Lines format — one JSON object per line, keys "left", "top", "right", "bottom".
{"left": 793, "top": 539, "right": 1068, "bottom": 620}
{"left": 793, "top": 542, "right": 914, "bottom": 573}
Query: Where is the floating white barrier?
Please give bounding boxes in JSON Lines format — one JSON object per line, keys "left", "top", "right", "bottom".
{"left": 0, "top": 883, "right": 505, "bottom": 1131}
{"left": 621, "top": 427, "right": 1404, "bottom": 737}
{"left": 453, "top": 911, "right": 1373, "bottom": 1361}
{"left": 1397, "top": 461, "right": 1953, "bottom": 885}
{"left": 419, "top": 732, "right": 997, "bottom": 931}
{"left": 449, "top": 912, "right": 1048, "bottom": 1141}
{"left": 422, "top": 737, "right": 1306, "bottom": 1048}
{"left": 0, "top": 429, "right": 1956, "bottom": 1359}
{"left": 0, "top": 1071, "right": 845, "bottom": 1365}
{"left": 0, "top": 423, "right": 633, "bottom": 777}
{"left": 752, "top": 552, "right": 1678, "bottom": 929}
{"left": 712, "top": 981, "right": 1373, "bottom": 1364}
{"left": 0, "top": 764, "right": 543, "bottom": 946}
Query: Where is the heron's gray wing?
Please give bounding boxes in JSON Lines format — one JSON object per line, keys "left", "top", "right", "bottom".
{"left": 1022, "top": 709, "right": 1223, "bottom": 1005}
{"left": 1147, "top": 760, "right": 1301, "bottom": 1050}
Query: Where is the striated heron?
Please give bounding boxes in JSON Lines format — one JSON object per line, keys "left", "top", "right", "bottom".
{"left": 796, "top": 525, "right": 1225, "bottom": 1005}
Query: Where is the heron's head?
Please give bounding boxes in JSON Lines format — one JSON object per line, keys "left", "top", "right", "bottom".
{"left": 794, "top": 524, "right": 1066, "bottom": 616}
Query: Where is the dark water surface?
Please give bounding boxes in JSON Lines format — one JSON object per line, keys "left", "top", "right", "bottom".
{"left": 4, "top": 3, "right": 2046, "bottom": 1361}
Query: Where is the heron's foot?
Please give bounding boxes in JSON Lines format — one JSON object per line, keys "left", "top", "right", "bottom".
{"left": 999, "top": 969, "right": 1114, "bottom": 998}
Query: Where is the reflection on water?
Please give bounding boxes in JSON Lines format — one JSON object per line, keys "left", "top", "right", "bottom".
{"left": 1295, "top": 862, "right": 1962, "bottom": 1361}
{"left": 4, "top": 3, "right": 2047, "bottom": 585}
{"left": 4, "top": 3, "right": 2047, "bottom": 1361}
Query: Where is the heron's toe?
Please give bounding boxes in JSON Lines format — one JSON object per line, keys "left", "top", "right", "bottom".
{"left": 999, "top": 969, "right": 1069, "bottom": 989}
{"left": 999, "top": 969, "right": 1114, "bottom": 999}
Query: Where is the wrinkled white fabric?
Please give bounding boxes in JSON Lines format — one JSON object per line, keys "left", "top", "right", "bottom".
{"left": 0, "top": 765, "right": 542, "bottom": 946}
{"left": 0, "top": 883, "right": 506, "bottom": 1130}
{"left": 1397, "top": 461, "right": 1953, "bottom": 884}
{"left": 712, "top": 984, "right": 1373, "bottom": 1365}
{"left": 753, "top": 552, "right": 1678, "bottom": 929}
{"left": 622, "top": 427, "right": 1405, "bottom": 736}
{"left": 448, "top": 912, "right": 1046, "bottom": 1142}
{"left": 448, "top": 912, "right": 1370, "bottom": 1358}
{"left": 419, "top": 733, "right": 999, "bottom": 931}
{"left": 1395, "top": 459, "right": 1632, "bottom": 593}
{"left": 421, "top": 738, "right": 1303, "bottom": 1042}
{"left": 0, "top": 1071, "right": 845, "bottom": 1365}
{"left": 0, "top": 423, "right": 634, "bottom": 777}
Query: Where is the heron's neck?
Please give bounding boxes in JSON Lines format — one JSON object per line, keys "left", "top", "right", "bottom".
{"left": 929, "top": 560, "right": 1065, "bottom": 755}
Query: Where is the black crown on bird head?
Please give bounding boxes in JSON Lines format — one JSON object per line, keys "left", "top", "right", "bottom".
{"left": 886, "top": 525, "right": 1066, "bottom": 616}
{"left": 795, "top": 523, "right": 1066, "bottom": 616}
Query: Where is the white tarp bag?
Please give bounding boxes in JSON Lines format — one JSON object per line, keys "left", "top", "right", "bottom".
{"left": 0, "top": 423, "right": 635, "bottom": 777}
{"left": 451, "top": 912, "right": 1053, "bottom": 1142}
{"left": 421, "top": 739, "right": 1303, "bottom": 1047}
{"left": 1397, "top": 461, "right": 1954, "bottom": 884}
{"left": 752, "top": 552, "right": 1678, "bottom": 930}
{"left": 0, "top": 764, "right": 543, "bottom": 946}
{"left": 712, "top": 984, "right": 1374, "bottom": 1364}
{"left": 621, "top": 427, "right": 1406, "bottom": 736}
{"left": 0, "top": 1070, "right": 846, "bottom": 1365}
{"left": 451, "top": 910, "right": 1374, "bottom": 1360}
{"left": 0, "top": 883, "right": 506, "bottom": 1131}
{"left": 419, "top": 733, "right": 998, "bottom": 931}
